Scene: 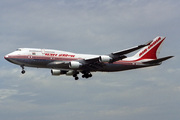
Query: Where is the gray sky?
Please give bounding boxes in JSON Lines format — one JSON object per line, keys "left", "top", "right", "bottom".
{"left": 0, "top": 0, "right": 179, "bottom": 120}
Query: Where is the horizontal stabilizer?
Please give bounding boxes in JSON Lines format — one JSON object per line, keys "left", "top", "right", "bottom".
{"left": 142, "top": 56, "right": 174, "bottom": 64}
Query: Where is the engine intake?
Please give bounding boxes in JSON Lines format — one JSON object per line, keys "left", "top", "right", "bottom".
{"left": 99, "top": 55, "right": 112, "bottom": 63}
{"left": 69, "top": 61, "right": 82, "bottom": 69}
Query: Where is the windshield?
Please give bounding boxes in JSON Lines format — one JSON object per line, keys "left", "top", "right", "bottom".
{"left": 16, "top": 48, "right": 21, "bottom": 51}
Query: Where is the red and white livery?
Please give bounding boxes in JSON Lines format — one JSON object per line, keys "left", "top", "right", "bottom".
{"left": 4, "top": 36, "right": 173, "bottom": 80}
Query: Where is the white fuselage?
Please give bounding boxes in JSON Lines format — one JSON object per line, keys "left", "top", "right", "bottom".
{"left": 5, "top": 48, "right": 151, "bottom": 72}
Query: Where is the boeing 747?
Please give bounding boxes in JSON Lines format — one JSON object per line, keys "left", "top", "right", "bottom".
{"left": 4, "top": 36, "right": 173, "bottom": 80}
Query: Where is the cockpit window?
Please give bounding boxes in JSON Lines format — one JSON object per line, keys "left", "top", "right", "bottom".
{"left": 16, "top": 48, "right": 21, "bottom": 51}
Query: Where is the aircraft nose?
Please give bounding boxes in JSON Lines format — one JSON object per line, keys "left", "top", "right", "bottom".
{"left": 4, "top": 54, "right": 11, "bottom": 62}
{"left": 4, "top": 55, "right": 9, "bottom": 60}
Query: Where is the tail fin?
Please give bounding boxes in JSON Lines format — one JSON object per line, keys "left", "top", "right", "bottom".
{"left": 132, "top": 36, "right": 166, "bottom": 60}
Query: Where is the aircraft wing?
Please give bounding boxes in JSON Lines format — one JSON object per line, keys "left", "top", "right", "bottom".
{"left": 83, "top": 56, "right": 100, "bottom": 63}
{"left": 111, "top": 40, "right": 152, "bottom": 56}
{"left": 107, "top": 40, "right": 153, "bottom": 62}
{"left": 78, "top": 40, "right": 152, "bottom": 67}
{"left": 48, "top": 61, "right": 65, "bottom": 65}
{"left": 78, "top": 56, "right": 105, "bottom": 70}
{"left": 47, "top": 61, "right": 67, "bottom": 68}
{"left": 47, "top": 56, "right": 103, "bottom": 70}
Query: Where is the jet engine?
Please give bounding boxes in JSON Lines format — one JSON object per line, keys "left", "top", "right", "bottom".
{"left": 99, "top": 55, "right": 112, "bottom": 63}
{"left": 69, "top": 61, "right": 82, "bottom": 69}
{"left": 51, "top": 69, "right": 66, "bottom": 76}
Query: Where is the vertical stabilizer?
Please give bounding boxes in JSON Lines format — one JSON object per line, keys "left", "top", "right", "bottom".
{"left": 131, "top": 36, "right": 166, "bottom": 60}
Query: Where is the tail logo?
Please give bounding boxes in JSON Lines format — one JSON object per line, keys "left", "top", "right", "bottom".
{"left": 139, "top": 37, "right": 161, "bottom": 57}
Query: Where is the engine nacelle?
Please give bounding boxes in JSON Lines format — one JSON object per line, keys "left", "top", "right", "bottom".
{"left": 99, "top": 55, "right": 112, "bottom": 63}
{"left": 69, "top": 61, "right": 82, "bottom": 69}
{"left": 51, "top": 69, "right": 66, "bottom": 76}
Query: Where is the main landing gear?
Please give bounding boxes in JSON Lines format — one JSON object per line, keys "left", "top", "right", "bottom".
{"left": 82, "top": 73, "right": 92, "bottom": 78}
{"left": 72, "top": 71, "right": 80, "bottom": 80}
{"left": 20, "top": 65, "right": 25, "bottom": 74}
{"left": 82, "top": 71, "right": 92, "bottom": 79}
{"left": 73, "top": 71, "right": 93, "bottom": 80}
{"left": 73, "top": 74, "right": 79, "bottom": 80}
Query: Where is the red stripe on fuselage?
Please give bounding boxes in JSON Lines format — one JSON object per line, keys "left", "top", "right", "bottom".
{"left": 7, "top": 55, "right": 79, "bottom": 61}
{"left": 7, "top": 55, "right": 136, "bottom": 66}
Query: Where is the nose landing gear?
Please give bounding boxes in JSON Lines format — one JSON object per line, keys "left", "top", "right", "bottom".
{"left": 20, "top": 65, "right": 25, "bottom": 74}
{"left": 21, "top": 70, "right": 25, "bottom": 74}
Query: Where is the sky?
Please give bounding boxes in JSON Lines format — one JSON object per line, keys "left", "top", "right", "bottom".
{"left": 0, "top": 0, "right": 180, "bottom": 120}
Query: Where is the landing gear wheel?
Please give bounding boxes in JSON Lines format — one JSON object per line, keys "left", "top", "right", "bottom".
{"left": 82, "top": 73, "right": 92, "bottom": 79}
{"left": 73, "top": 72, "right": 79, "bottom": 80}
{"left": 21, "top": 70, "right": 25, "bottom": 74}
{"left": 89, "top": 73, "right": 92, "bottom": 77}
{"left": 75, "top": 77, "right": 79, "bottom": 80}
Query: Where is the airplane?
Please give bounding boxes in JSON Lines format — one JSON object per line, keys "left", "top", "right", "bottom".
{"left": 4, "top": 36, "right": 173, "bottom": 80}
